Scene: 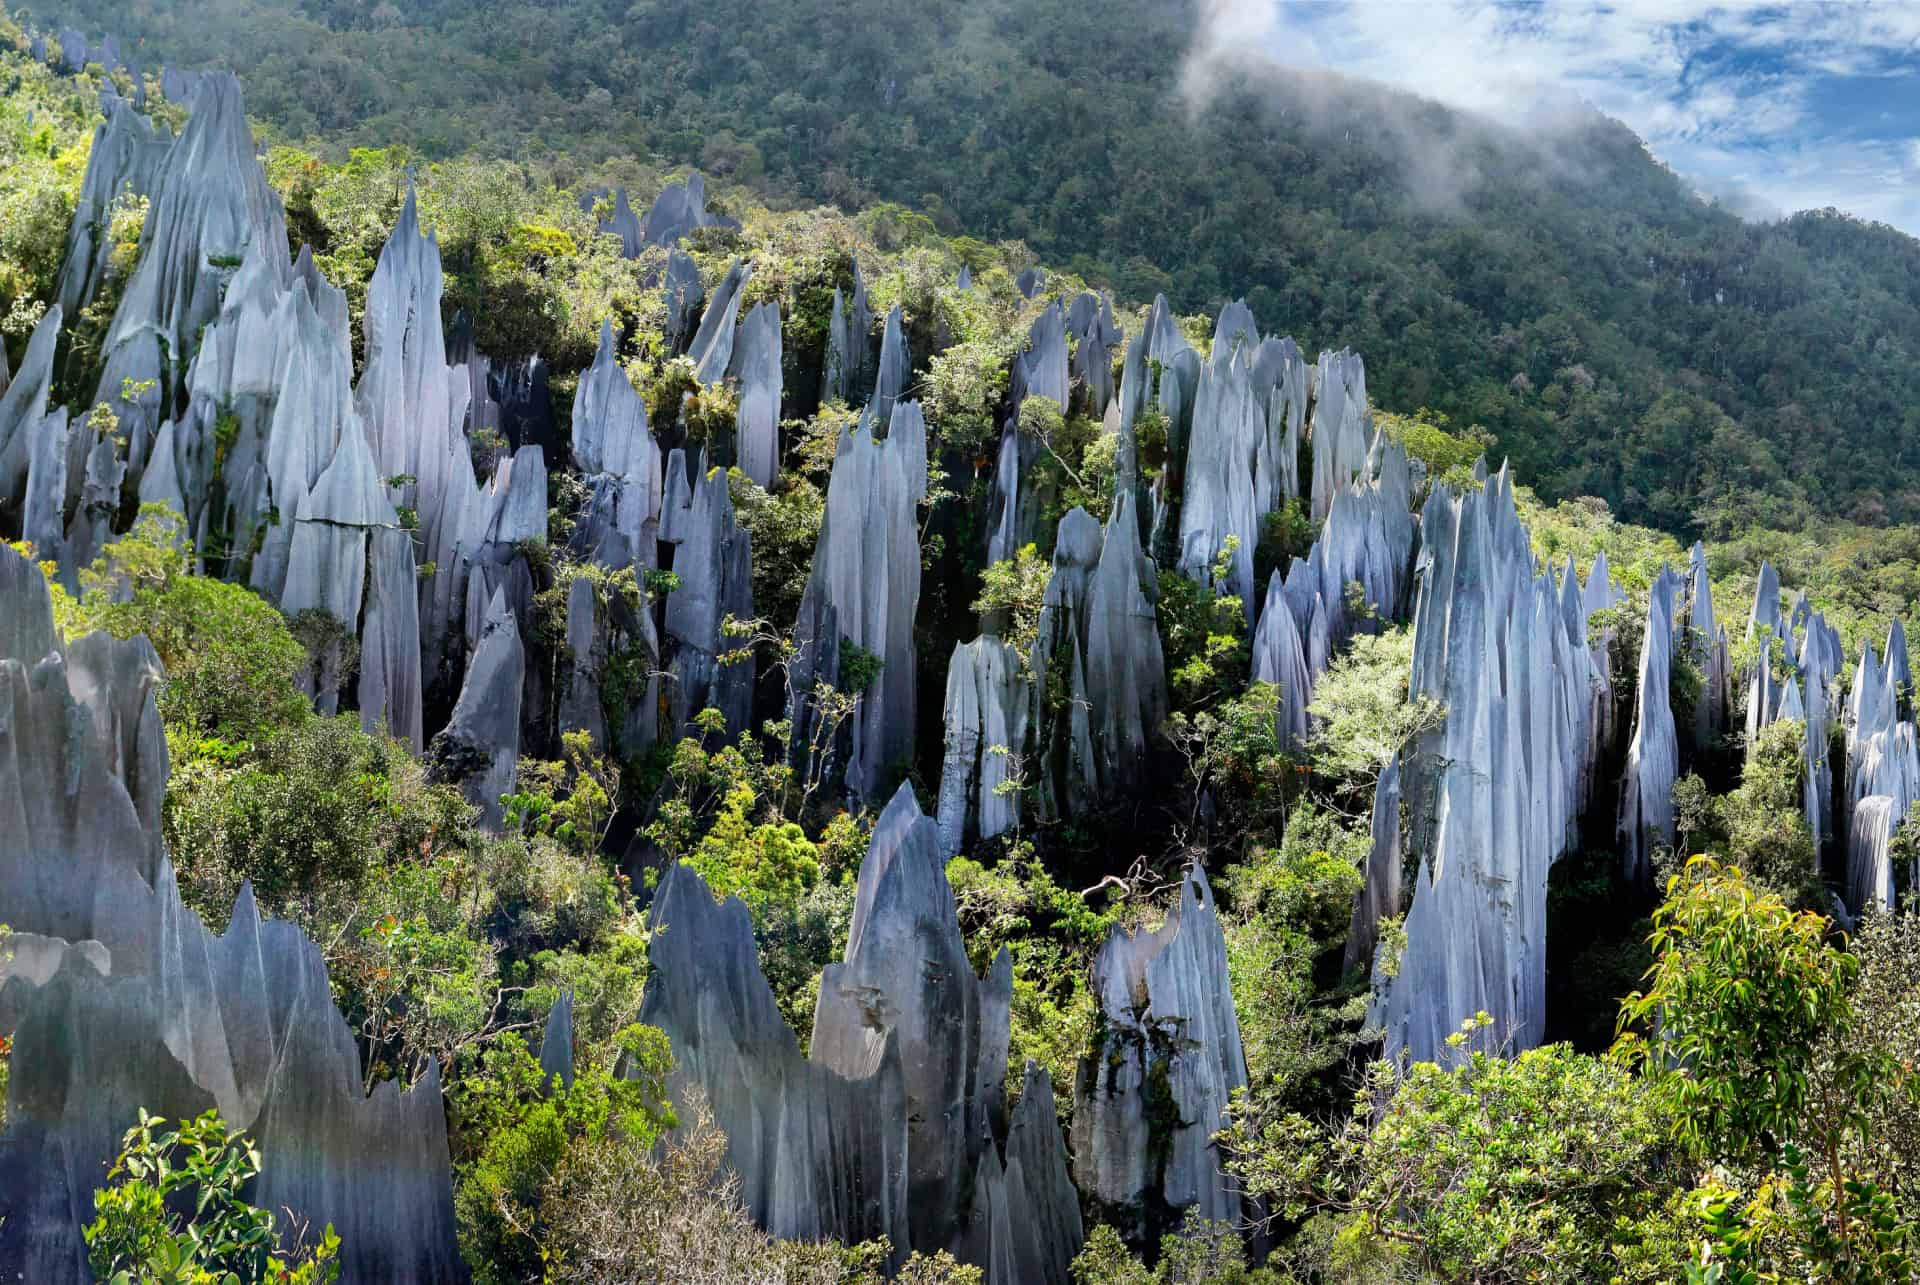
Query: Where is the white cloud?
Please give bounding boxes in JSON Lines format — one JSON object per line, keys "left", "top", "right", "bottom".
{"left": 1181, "top": 0, "right": 1920, "bottom": 232}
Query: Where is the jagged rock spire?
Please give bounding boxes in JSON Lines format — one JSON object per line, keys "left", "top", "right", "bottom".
{"left": 0, "top": 546, "right": 462, "bottom": 1281}
{"left": 356, "top": 182, "right": 473, "bottom": 673}
{"left": 1619, "top": 568, "right": 1682, "bottom": 885}
{"left": 1377, "top": 465, "right": 1600, "bottom": 1063}
{"left": 58, "top": 97, "right": 172, "bottom": 320}
{"left": 937, "top": 636, "right": 1029, "bottom": 855}
{"left": 662, "top": 456, "right": 754, "bottom": 736}
{"left": 812, "top": 784, "right": 1011, "bottom": 1259}
{"left": 429, "top": 587, "right": 523, "bottom": 831}
{"left": 0, "top": 304, "right": 63, "bottom": 526}
{"left": 788, "top": 401, "right": 927, "bottom": 802}
{"left": 94, "top": 74, "right": 289, "bottom": 481}
{"left": 639, "top": 860, "right": 911, "bottom": 1257}
{"left": 1073, "top": 863, "right": 1248, "bottom": 1241}
{"left": 1308, "top": 348, "right": 1369, "bottom": 524}
{"left": 730, "top": 300, "right": 783, "bottom": 486}
{"left": 569, "top": 320, "right": 662, "bottom": 570}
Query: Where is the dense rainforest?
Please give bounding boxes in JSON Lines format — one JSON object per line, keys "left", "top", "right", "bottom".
{"left": 2, "top": 11, "right": 1920, "bottom": 1285}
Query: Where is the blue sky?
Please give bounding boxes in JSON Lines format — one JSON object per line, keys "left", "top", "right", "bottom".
{"left": 1183, "top": 1, "right": 1920, "bottom": 233}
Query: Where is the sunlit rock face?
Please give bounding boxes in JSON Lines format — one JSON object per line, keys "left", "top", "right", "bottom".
{"left": 1618, "top": 568, "right": 1681, "bottom": 887}
{"left": 937, "top": 636, "right": 1028, "bottom": 855}
{"left": 1025, "top": 497, "right": 1168, "bottom": 822}
{"left": 58, "top": 98, "right": 172, "bottom": 321}
{"left": 91, "top": 76, "right": 291, "bottom": 501}
{"left": 0, "top": 546, "right": 464, "bottom": 1283}
{"left": 1374, "top": 464, "right": 1600, "bottom": 1065}
{"left": 1309, "top": 347, "right": 1370, "bottom": 525}
{"left": 569, "top": 320, "right": 663, "bottom": 572}
{"left": 731, "top": 299, "right": 784, "bottom": 487}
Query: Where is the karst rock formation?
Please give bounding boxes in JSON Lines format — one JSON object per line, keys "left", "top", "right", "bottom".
{"left": 8, "top": 39, "right": 1912, "bottom": 1282}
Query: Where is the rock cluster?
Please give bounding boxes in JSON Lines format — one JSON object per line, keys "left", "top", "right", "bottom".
{"left": 641, "top": 786, "right": 1083, "bottom": 1282}
{"left": 0, "top": 547, "right": 463, "bottom": 1282}
{"left": 1372, "top": 464, "right": 1604, "bottom": 1063}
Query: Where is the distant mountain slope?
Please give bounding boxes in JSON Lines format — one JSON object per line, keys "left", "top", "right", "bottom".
{"left": 40, "top": 0, "right": 1920, "bottom": 535}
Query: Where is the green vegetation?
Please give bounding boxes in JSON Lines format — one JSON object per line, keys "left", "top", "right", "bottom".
{"left": 85, "top": 1110, "right": 341, "bottom": 1284}
{"left": 10, "top": 11, "right": 1920, "bottom": 1281}
{"left": 1221, "top": 861, "right": 1920, "bottom": 1282}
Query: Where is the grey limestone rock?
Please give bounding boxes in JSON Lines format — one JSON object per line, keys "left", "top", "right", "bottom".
{"left": 1744, "top": 560, "right": 1785, "bottom": 752}
{"left": 637, "top": 170, "right": 739, "bottom": 248}
{"left": 1027, "top": 496, "right": 1167, "bottom": 818}
{"left": 986, "top": 303, "right": 1070, "bottom": 564}
{"left": 62, "top": 427, "right": 128, "bottom": 587}
{"left": 57, "top": 27, "right": 87, "bottom": 70}
{"left": 0, "top": 548, "right": 462, "bottom": 1282}
{"left": 160, "top": 66, "right": 208, "bottom": 105}
{"left": 93, "top": 75, "right": 288, "bottom": 482}
{"left": 730, "top": 299, "right": 784, "bottom": 486}
{"left": 355, "top": 186, "right": 473, "bottom": 674}
{"left": 569, "top": 320, "right": 662, "bottom": 570}
{"left": 540, "top": 991, "right": 575, "bottom": 1092}
{"left": 0, "top": 304, "right": 62, "bottom": 525}
{"left": 821, "top": 259, "right": 872, "bottom": 404}
{"left": 1848, "top": 794, "right": 1903, "bottom": 915}
{"left": 1683, "top": 542, "right": 1731, "bottom": 749}
{"left": 429, "top": 587, "right": 524, "bottom": 831}
{"left": 1083, "top": 492, "right": 1168, "bottom": 800}
{"left": 662, "top": 456, "right": 754, "bottom": 736}
{"left": 1344, "top": 756, "right": 1403, "bottom": 974}
{"left": 872, "top": 303, "right": 911, "bottom": 427}
{"left": 979, "top": 1064, "right": 1084, "bottom": 1285}
{"left": 1251, "top": 571, "right": 1312, "bottom": 751}
{"left": 1028, "top": 508, "right": 1104, "bottom": 822}
{"left": 57, "top": 98, "right": 172, "bottom": 321}
{"left": 1068, "top": 292, "right": 1123, "bottom": 419}
{"left": 811, "top": 784, "right": 1004, "bottom": 1257}
{"left": 788, "top": 402, "right": 927, "bottom": 802}
{"left": 664, "top": 249, "right": 705, "bottom": 352}
{"left": 21, "top": 408, "right": 69, "bottom": 567}
{"left": 1073, "top": 862, "right": 1249, "bottom": 1241}
{"left": 936, "top": 636, "right": 1029, "bottom": 855}
{"left": 596, "top": 187, "right": 643, "bottom": 256}
{"left": 639, "top": 860, "right": 911, "bottom": 1256}
{"left": 1308, "top": 348, "right": 1370, "bottom": 524}
{"left": 1376, "top": 466, "right": 1599, "bottom": 1064}
{"left": 558, "top": 574, "right": 610, "bottom": 750}
{"left": 280, "top": 426, "right": 396, "bottom": 713}
{"left": 689, "top": 258, "right": 751, "bottom": 384}
{"left": 1618, "top": 570, "right": 1681, "bottom": 885}
{"left": 1178, "top": 335, "right": 1267, "bottom": 620}
{"left": 1889, "top": 619, "right": 1913, "bottom": 716}
{"left": 357, "top": 524, "right": 424, "bottom": 751}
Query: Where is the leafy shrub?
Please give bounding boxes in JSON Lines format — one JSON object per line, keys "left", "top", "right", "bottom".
{"left": 84, "top": 1109, "right": 341, "bottom": 1285}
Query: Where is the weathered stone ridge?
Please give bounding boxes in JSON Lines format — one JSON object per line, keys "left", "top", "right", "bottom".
{"left": 0, "top": 546, "right": 463, "bottom": 1282}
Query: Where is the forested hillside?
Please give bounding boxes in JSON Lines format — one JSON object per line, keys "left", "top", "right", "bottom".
{"left": 5, "top": 14, "right": 1920, "bottom": 1285}
{"left": 30, "top": 0, "right": 1920, "bottom": 537}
